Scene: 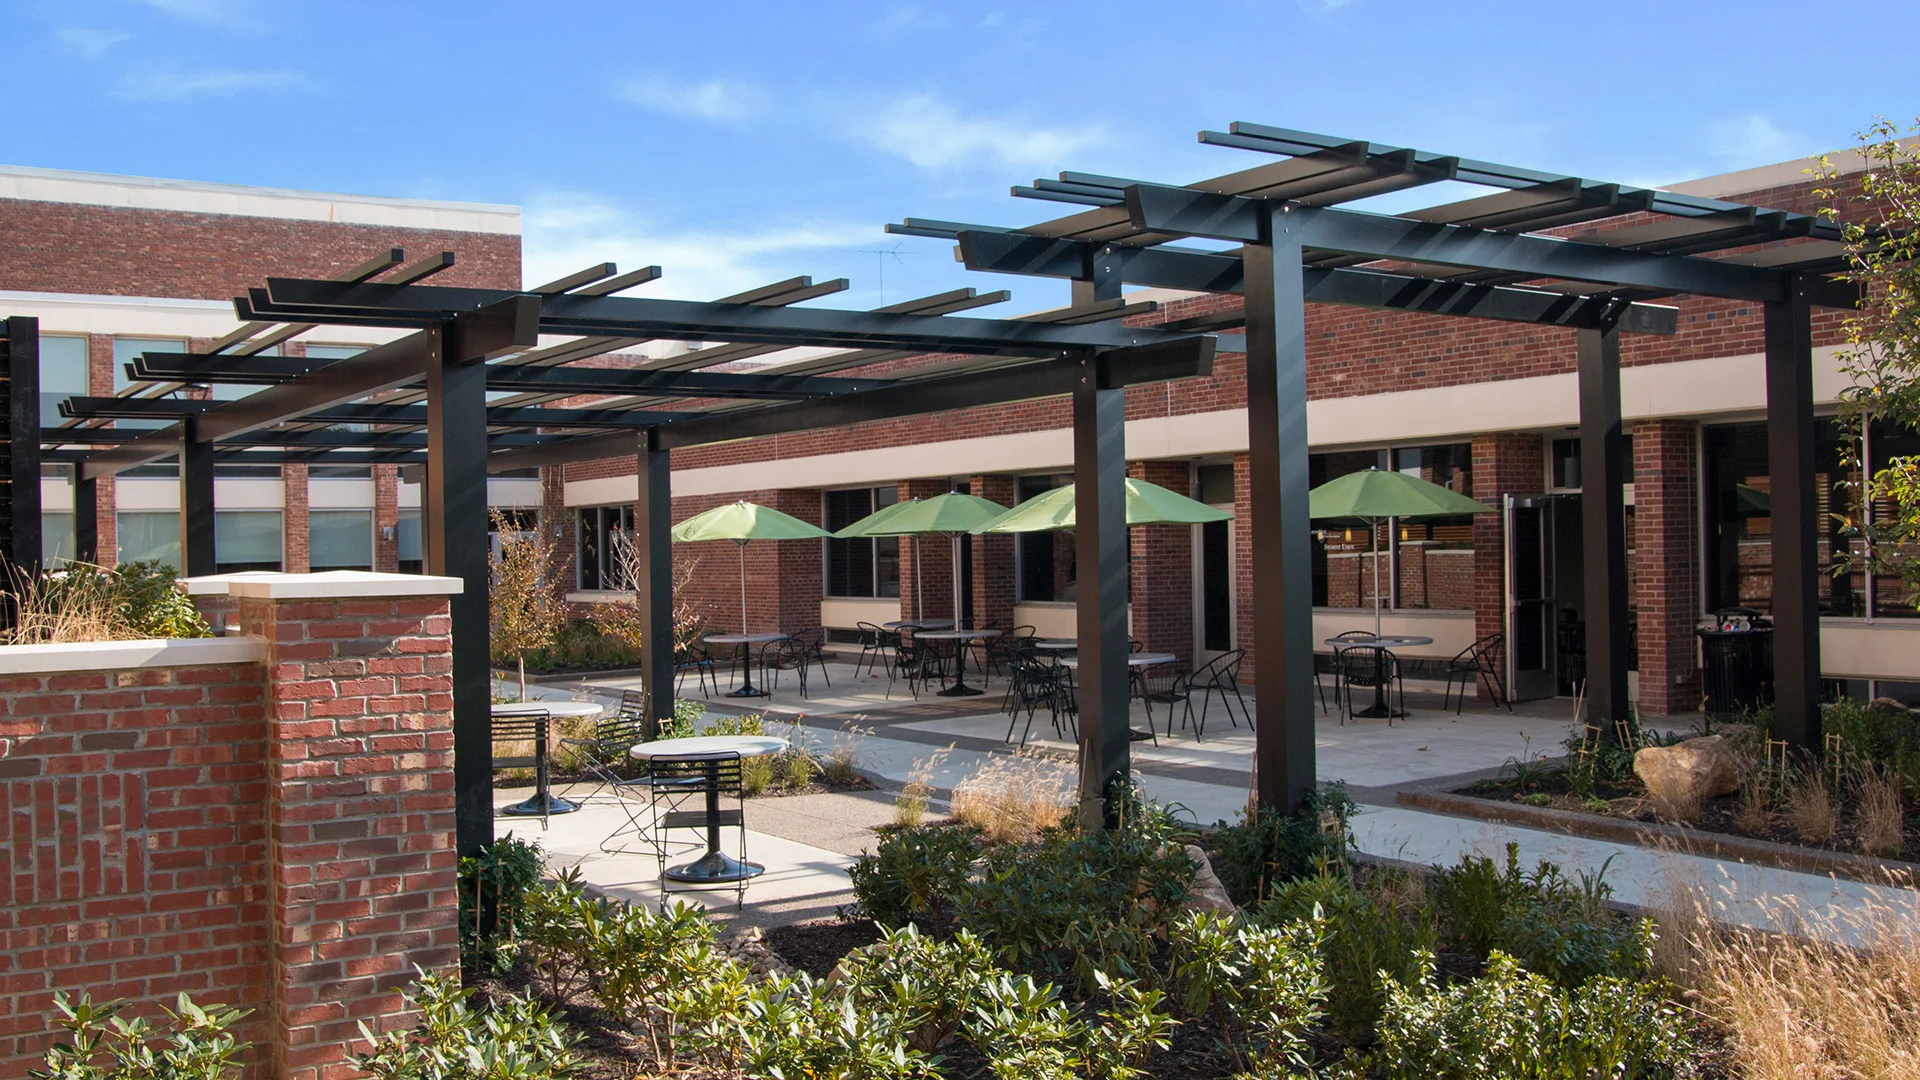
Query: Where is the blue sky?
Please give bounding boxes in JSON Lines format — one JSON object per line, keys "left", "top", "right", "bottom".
{"left": 8, "top": 0, "right": 1918, "bottom": 313}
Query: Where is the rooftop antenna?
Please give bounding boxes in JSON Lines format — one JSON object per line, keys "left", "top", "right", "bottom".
{"left": 853, "top": 242, "right": 917, "bottom": 306}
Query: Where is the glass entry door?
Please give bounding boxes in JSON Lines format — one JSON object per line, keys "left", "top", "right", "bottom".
{"left": 1506, "top": 495, "right": 1559, "bottom": 701}
{"left": 1194, "top": 515, "right": 1234, "bottom": 664}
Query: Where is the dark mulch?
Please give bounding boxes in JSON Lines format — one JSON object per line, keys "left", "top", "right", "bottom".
{"left": 766, "top": 918, "right": 882, "bottom": 978}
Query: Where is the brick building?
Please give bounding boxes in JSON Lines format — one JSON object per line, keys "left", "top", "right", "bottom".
{"left": 9, "top": 150, "right": 1919, "bottom": 715}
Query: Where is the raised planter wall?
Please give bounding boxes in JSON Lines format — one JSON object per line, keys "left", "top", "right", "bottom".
{"left": 0, "top": 571, "right": 463, "bottom": 1080}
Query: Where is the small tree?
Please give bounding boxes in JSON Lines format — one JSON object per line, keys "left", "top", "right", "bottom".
{"left": 1816, "top": 118, "right": 1920, "bottom": 600}
{"left": 589, "top": 529, "right": 709, "bottom": 659}
{"left": 489, "top": 509, "right": 566, "bottom": 701}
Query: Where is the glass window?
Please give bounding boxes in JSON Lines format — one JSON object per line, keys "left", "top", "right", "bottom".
{"left": 208, "top": 341, "right": 278, "bottom": 402}
{"left": 823, "top": 487, "right": 900, "bottom": 598}
{"left": 42, "top": 512, "right": 74, "bottom": 565}
{"left": 1016, "top": 474, "right": 1075, "bottom": 602}
{"left": 117, "top": 511, "right": 180, "bottom": 570}
{"left": 215, "top": 511, "right": 283, "bottom": 573}
{"left": 1704, "top": 419, "right": 1875, "bottom": 617}
{"left": 1196, "top": 464, "right": 1235, "bottom": 506}
{"left": 397, "top": 510, "right": 423, "bottom": 574}
{"left": 575, "top": 505, "right": 635, "bottom": 590}
{"left": 309, "top": 510, "right": 373, "bottom": 570}
{"left": 38, "top": 336, "right": 90, "bottom": 427}
{"left": 1309, "top": 443, "right": 1474, "bottom": 610}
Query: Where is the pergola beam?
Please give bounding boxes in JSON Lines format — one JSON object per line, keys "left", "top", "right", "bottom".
{"left": 59, "top": 396, "right": 692, "bottom": 431}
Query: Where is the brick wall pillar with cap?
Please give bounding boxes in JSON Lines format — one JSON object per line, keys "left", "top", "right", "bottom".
{"left": 227, "top": 572, "right": 463, "bottom": 1080}
{"left": 1472, "top": 433, "right": 1545, "bottom": 699}
{"left": 1634, "top": 420, "right": 1702, "bottom": 715}
{"left": 1129, "top": 461, "right": 1194, "bottom": 667}
{"left": 896, "top": 479, "right": 954, "bottom": 623}
{"left": 969, "top": 474, "right": 1017, "bottom": 631}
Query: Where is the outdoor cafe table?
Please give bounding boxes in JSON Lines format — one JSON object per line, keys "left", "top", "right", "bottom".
{"left": 628, "top": 734, "right": 788, "bottom": 884}
{"left": 1058, "top": 652, "right": 1176, "bottom": 742}
{"left": 912, "top": 628, "right": 1002, "bottom": 697}
{"left": 703, "top": 632, "right": 789, "bottom": 698}
{"left": 1324, "top": 635, "right": 1434, "bottom": 718}
{"left": 883, "top": 618, "right": 953, "bottom": 630}
{"left": 1033, "top": 639, "right": 1078, "bottom": 653}
{"left": 493, "top": 700, "right": 605, "bottom": 817}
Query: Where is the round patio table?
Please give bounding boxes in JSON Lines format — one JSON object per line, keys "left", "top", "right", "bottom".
{"left": 1058, "top": 652, "right": 1175, "bottom": 742}
{"left": 703, "top": 632, "right": 788, "bottom": 698}
{"left": 1033, "top": 639, "right": 1078, "bottom": 652}
{"left": 1324, "top": 635, "right": 1433, "bottom": 718}
{"left": 629, "top": 734, "right": 788, "bottom": 884}
{"left": 913, "top": 628, "right": 1002, "bottom": 697}
{"left": 884, "top": 618, "right": 953, "bottom": 630}
{"left": 494, "top": 700, "right": 605, "bottom": 817}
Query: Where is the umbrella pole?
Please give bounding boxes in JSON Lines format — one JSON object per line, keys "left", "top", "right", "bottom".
{"left": 913, "top": 536, "right": 923, "bottom": 621}
{"left": 951, "top": 532, "right": 964, "bottom": 627}
{"left": 1372, "top": 519, "right": 1383, "bottom": 639}
{"left": 739, "top": 541, "right": 749, "bottom": 636}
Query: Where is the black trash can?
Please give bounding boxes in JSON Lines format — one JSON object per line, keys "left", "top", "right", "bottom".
{"left": 1697, "top": 607, "right": 1774, "bottom": 719}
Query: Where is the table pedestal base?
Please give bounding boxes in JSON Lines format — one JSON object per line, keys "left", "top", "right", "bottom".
{"left": 501, "top": 793, "right": 580, "bottom": 816}
{"left": 726, "top": 686, "right": 770, "bottom": 698}
{"left": 665, "top": 851, "right": 765, "bottom": 884}
{"left": 935, "top": 683, "right": 983, "bottom": 697}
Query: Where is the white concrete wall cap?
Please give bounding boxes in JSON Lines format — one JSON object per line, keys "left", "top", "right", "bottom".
{"left": 0, "top": 636, "right": 266, "bottom": 675}
{"left": 184, "top": 569, "right": 463, "bottom": 599}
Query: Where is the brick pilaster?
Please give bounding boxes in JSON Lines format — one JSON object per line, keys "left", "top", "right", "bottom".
{"left": 282, "top": 464, "right": 309, "bottom": 573}
{"left": 1471, "top": 433, "right": 1545, "bottom": 697}
{"left": 770, "top": 488, "right": 824, "bottom": 633}
{"left": 372, "top": 466, "right": 400, "bottom": 573}
{"left": 1130, "top": 461, "right": 1194, "bottom": 666}
{"left": 969, "top": 474, "right": 1017, "bottom": 630}
{"left": 896, "top": 479, "right": 954, "bottom": 622}
{"left": 544, "top": 467, "right": 574, "bottom": 597}
{"left": 87, "top": 333, "right": 117, "bottom": 563}
{"left": 237, "top": 585, "right": 459, "bottom": 1080}
{"left": 1232, "top": 452, "right": 1256, "bottom": 687}
{"left": 1634, "top": 420, "right": 1702, "bottom": 714}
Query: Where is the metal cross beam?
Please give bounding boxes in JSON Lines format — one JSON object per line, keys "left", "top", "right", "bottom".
{"left": 251, "top": 278, "right": 1207, "bottom": 357}
{"left": 952, "top": 229, "right": 1679, "bottom": 334}
{"left": 1122, "top": 184, "right": 1801, "bottom": 304}
{"left": 57, "top": 395, "right": 691, "bottom": 430}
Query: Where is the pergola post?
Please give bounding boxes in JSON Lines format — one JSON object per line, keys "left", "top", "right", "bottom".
{"left": 426, "top": 323, "right": 495, "bottom": 858}
{"left": 1073, "top": 355, "right": 1130, "bottom": 827}
{"left": 5, "top": 316, "right": 42, "bottom": 574}
{"left": 1577, "top": 323, "right": 1631, "bottom": 725}
{"left": 180, "top": 418, "right": 217, "bottom": 578}
{"left": 1765, "top": 278, "right": 1821, "bottom": 749}
{"left": 1244, "top": 206, "right": 1317, "bottom": 813}
{"left": 73, "top": 474, "right": 98, "bottom": 563}
{"left": 635, "top": 431, "right": 675, "bottom": 738}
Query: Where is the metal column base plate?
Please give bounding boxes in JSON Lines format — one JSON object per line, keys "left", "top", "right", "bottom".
{"left": 501, "top": 794, "right": 580, "bottom": 816}
{"left": 665, "top": 851, "right": 765, "bottom": 884}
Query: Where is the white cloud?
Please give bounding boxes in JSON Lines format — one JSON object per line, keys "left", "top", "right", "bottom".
{"left": 56, "top": 27, "right": 130, "bottom": 57}
{"left": 110, "top": 68, "right": 309, "bottom": 102}
{"left": 855, "top": 93, "right": 1107, "bottom": 172}
{"left": 1707, "top": 114, "right": 1811, "bottom": 166}
{"left": 521, "top": 190, "right": 878, "bottom": 303}
{"left": 612, "top": 76, "right": 762, "bottom": 123}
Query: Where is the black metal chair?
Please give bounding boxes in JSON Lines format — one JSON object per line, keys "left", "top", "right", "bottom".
{"left": 1326, "top": 630, "right": 1379, "bottom": 714}
{"left": 853, "top": 621, "right": 891, "bottom": 678}
{"left": 491, "top": 709, "right": 555, "bottom": 826}
{"left": 790, "top": 628, "right": 832, "bottom": 690}
{"left": 1443, "top": 632, "right": 1511, "bottom": 714}
{"left": 1189, "top": 649, "right": 1252, "bottom": 734}
{"left": 887, "top": 625, "right": 945, "bottom": 699}
{"left": 758, "top": 636, "right": 814, "bottom": 699}
{"left": 557, "top": 709, "right": 667, "bottom": 854}
{"left": 1337, "top": 644, "right": 1403, "bottom": 727}
{"left": 1005, "top": 655, "right": 1075, "bottom": 746}
{"left": 675, "top": 641, "right": 719, "bottom": 699}
{"left": 647, "top": 753, "right": 751, "bottom": 906}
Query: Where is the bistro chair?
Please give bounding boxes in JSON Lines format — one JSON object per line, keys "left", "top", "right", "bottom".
{"left": 887, "top": 625, "right": 947, "bottom": 700}
{"left": 1189, "top": 650, "right": 1252, "bottom": 734}
{"left": 758, "top": 637, "right": 814, "bottom": 699}
{"left": 1442, "top": 632, "right": 1511, "bottom": 714}
{"left": 1325, "top": 630, "right": 1378, "bottom": 715}
{"left": 853, "top": 621, "right": 891, "bottom": 678}
{"left": 491, "top": 708, "right": 555, "bottom": 827}
{"left": 646, "top": 753, "right": 752, "bottom": 907}
{"left": 1005, "top": 655, "right": 1075, "bottom": 746}
{"left": 1337, "top": 645, "right": 1403, "bottom": 727}
{"left": 556, "top": 710, "right": 662, "bottom": 853}
{"left": 674, "top": 641, "right": 719, "bottom": 699}
{"left": 789, "top": 628, "right": 832, "bottom": 689}
{"left": 1132, "top": 663, "right": 1193, "bottom": 743}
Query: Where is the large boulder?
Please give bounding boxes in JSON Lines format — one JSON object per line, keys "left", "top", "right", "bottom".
{"left": 1183, "top": 844, "right": 1237, "bottom": 917}
{"left": 1634, "top": 734, "right": 1740, "bottom": 813}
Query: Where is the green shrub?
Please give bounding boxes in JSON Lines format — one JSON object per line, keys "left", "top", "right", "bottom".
{"left": 457, "top": 836, "right": 545, "bottom": 975}
{"left": 109, "top": 561, "right": 210, "bottom": 638}
{"left": 1822, "top": 696, "right": 1920, "bottom": 793}
{"left": 1209, "top": 782, "right": 1358, "bottom": 904}
{"left": 1257, "top": 869, "right": 1436, "bottom": 1042}
{"left": 845, "top": 824, "right": 982, "bottom": 931}
{"left": 964, "top": 970, "right": 1176, "bottom": 1080}
{"left": 515, "top": 620, "right": 644, "bottom": 674}
{"left": 956, "top": 824, "right": 1195, "bottom": 987}
{"left": 837, "top": 925, "right": 998, "bottom": 1053}
{"left": 1371, "top": 952, "right": 1694, "bottom": 1080}
{"left": 352, "top": 972, "right": 580, "bottom": 1080}
{"left": 699, "top": 973, "right": 939, "bottom": 1080}
{"left": 31, "top": 991, "right": 249, "bottom": 1079}
{"left": 1431, "top": 844, "right": 1651, "bottom": 986}
{"left": 1167, "top": 910, "right": 1328, "bottom": 1076}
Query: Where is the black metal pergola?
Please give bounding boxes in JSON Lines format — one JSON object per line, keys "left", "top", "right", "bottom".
{"left": 14, "top": 123, "right": 1858, "bottom": 852}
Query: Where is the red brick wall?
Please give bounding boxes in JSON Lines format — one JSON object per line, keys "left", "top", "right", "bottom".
{"left": 1634, "top": 420, "right": 1702, "bottom": 714}
{"left": 1472, "top": 433, "right": 1547, "bottom": 696}
{"left": 897, "top": 479, "right": 953, "bottom": 623}
{"left": 283, "top": 464, "right": 310, "bottom": 574}
{"left": 0, "top": 659, "right": 272, "bottom": 1076}
{"left": 373, "top": 467, "right": 400, "bottom": 574}
{"left": 1129, "top": 461, "right": 1194, "bottom": 666}
{"left": 0, "top": 200, "right": 520, "bottom": 301}
{"left": 969, "top": 475, "right": 1018, "bottom": 631}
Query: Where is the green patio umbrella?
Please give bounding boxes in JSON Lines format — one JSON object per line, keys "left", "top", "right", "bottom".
{"left": 971, "top": 478, "right": 1232, "bottom": 534}
{"left": 1307, "top": 468, "right": 1492, "bottom": 637}
{"left": 835, "top": 492, "right": 1009, "bottom": 623}
{"left": 672, "top": 500, "right": 831, "bottom": 635}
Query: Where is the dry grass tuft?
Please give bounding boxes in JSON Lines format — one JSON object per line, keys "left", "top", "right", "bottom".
{"left": 949, "top": 748, "right": 1073, "bottom": 844}
{"left": 1785, "top": 766, "right": 1840, "bottom": 844}
{"left": 1734, "top": 767, "right": 1776, "bottom": 836}
{"left": 1693, "top": 887, "right": 1920, "bottom": 1080}
{"left": 893, "top": 747, "right": 951, "bottom": 829}
{"left": 1648, "top": 785, "right": 1704, "bottom": 825}
{"left": 2, "top": 561, "right": 135, "bottom": 645}
{"left": 1854, "top": 767, "right": 1907, "bottom": 859}
{"left": 818, "top": 724, "right": 868, "bottom": 787}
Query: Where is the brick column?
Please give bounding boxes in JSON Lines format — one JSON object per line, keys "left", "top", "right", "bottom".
{"left": 1130, "top": 461, "right": 1194, "bottom": 666}
{"left": 231, "top": 574, "right": 461, "bottom": 1080}
{"left": 969, "top": 474, "right": 1017, "bottom": 630}
{"left": 1471, "top": 433, "right": 1545, "bottom": 698}
{"left": 542, "top": 466, "right": 574, "bottom": 598}
{"left": 896, "top": 479, "right": 953, "bottom": 622}
{"left": 1634, "top": 421, "right": 1702, "bottom": 715}
{"left": 282, "top": 464, "right": 310, "bottom": 573}
{"left": 1232, "top": 452, "right": 1257, "bottom": 687}
{"left": 770, "top": 489, "right": 824, "bottom": 633}
{"left": 87, "top": 334, "right": 117, "bottom": 563}
{"left": 372, "top": 466, "right": 400, "bottom": 573}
